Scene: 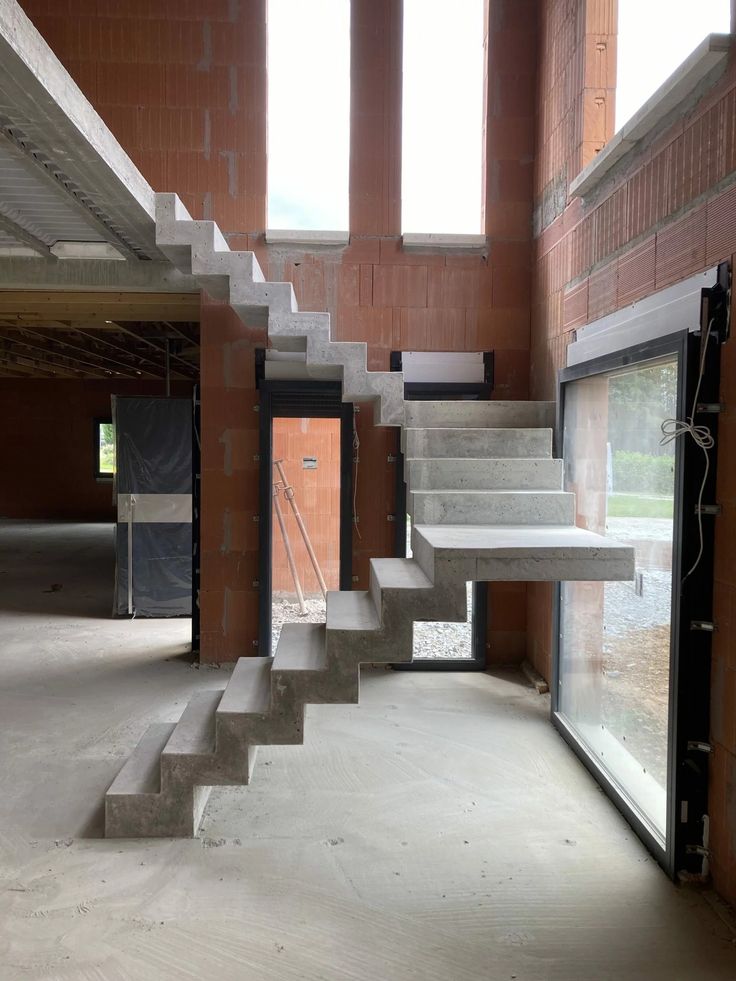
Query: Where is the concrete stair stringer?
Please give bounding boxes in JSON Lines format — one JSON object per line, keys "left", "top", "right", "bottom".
{"left": 154, "top": 192, "right": 403, "bottom": 426}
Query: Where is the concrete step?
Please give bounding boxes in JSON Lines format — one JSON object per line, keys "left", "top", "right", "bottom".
{"left": 273, "top": 622, "right": 327, "bottom": 673}
{"left": 107, "top": 722, "right": 175, "bottom": 798}
{"left": 324, "top": 588, "right": 414, "bottom": 665}
{"left": 402, "top": 427, "right": 552, "bottom": 459}
{"left": 343, "top": 367, "right": 396, "bottom": 400}
{"left": 217, "top": 657, "right": 272, "bottom": 719}
{"left": 327, "top": 589, "right": 381, "bottom": 631}
{"left": 325, "top": 589, "right": 381, "bottom": 661}
{"left": 409, "top": 489, "right": 576, "bottom": 526}
{"left": 163, "top": 690, "right": 221, "bottom": 759}
{"left": 369, "top": 556, "right": 433, "bottom": 611}
{"left": 191, "top": 249, "right": 263, "bottom": 301}
{"left": 410, "top": 524, "right": 636, "bottom": 585}
{"left": 369, "top": 557, "right": 466, "bottom": 625}
{"left": 403, "top": 400, "right": 556, "bottom": 430}
{"left": 161, "top": 689, "right": 255, "bottom": 788}
{"left": 105, "top": 722, "right": 210, "bottom": 838}
{"left": 405, "top": 457, "right": 563, "bottom": 491}
{"left": 264, "top": 360, "right": 342, "bottom": 381}
{"left": 269, "top": 312, "right": 332, "bottom": 352}
{"left": 230, "top": 280, "right": 298, "bottom": 317}
{"left": 273, "top": 622, "right": 358, "bottom": 704}
{"left": 307, "top": 336, "right": 367, "bottom": 369}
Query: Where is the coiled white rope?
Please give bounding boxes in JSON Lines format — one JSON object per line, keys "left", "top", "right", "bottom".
{"left": 659, "top": 320, "right": 714, "bottom": 585}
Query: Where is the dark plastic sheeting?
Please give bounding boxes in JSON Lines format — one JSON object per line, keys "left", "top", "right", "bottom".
{"left": 113, "top": 397, "right": 193, "bottom": 617}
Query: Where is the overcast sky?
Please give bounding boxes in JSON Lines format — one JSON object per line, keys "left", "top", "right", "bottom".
{"left": 267, "top": 0, "right": 732, "bottom": 233}
{"left": 617, "top": 0, "right": 731, "bottom": 129}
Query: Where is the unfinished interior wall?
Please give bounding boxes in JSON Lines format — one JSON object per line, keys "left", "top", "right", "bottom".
{"left": 0, "top": 378, "right": 192, "bottom": 521}
{"left": 22, "top": 0, "right": 538, "bottom": 666}
{"left": 272, "top": 417, "right": 341, "bottom": 594}
{"left": 531, "top": 0, "right": 736, "bottom": 905}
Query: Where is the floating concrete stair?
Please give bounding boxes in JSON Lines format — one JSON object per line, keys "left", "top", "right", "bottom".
{"left": 409, "top": 489, "right": 576, "bottom": 526}
{"left": 401, "top": 427, "right": 553, "bottom": 459}
{"left": 404, "top": 400, "right": 556, "bottom": 430}
{"left": 155, "top": 192, "right": 403, "bottom": 426}
{"left": 405, "top": 458, "right": 564, "bottom": 491}
{"left": 101, "top": 195, "right": 636, "bottom": 838}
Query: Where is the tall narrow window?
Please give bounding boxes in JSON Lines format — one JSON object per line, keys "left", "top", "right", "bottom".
{"left": 267, "top": 0, "right": 350, "bottom": 231}
{"left": 616, "top": 0, "right": 731, "bottom": 130}
{"left": 402, "top": 0, "right": 485, "bottom": 234}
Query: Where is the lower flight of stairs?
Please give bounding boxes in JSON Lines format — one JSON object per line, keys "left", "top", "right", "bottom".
{"left": 105, "top": 398, "right": 634, "bottom": 838}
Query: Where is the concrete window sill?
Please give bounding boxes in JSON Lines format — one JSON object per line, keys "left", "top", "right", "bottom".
{"left": 265, "top": 229, "right": 350, "bottom": 246}
{"left": 402, "top": 233, "right": 487, "bottom": 252}
{"left": 569, "top": 33, "right": 732, "bottom": 200}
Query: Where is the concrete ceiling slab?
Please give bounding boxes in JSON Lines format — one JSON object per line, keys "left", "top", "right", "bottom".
{"left": 0, "top": 0, "right": 164, "bottom": 262}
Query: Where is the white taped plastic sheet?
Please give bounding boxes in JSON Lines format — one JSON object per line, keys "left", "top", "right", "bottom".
{"left": 113, "top": 397, "right": 193, "bottom": 618}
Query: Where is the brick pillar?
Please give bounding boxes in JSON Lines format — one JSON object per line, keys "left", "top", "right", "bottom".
{"left": 349, "top": 0, "right": 402, "bottom": 235}
{"left": 483, "top": 0, "right": 536, "bottom": 241}
{"left": 198, "top": 296, "right": 265, "bottom": 663}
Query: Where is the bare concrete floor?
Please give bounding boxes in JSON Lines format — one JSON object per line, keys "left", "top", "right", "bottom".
{"left": 1, "top": 520, "right": 736, "bottom": 980}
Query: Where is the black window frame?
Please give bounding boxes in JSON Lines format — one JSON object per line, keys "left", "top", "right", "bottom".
{"left": 257, "top": 379, "right": 354, "bottom": 657}
{"left": 553, "top": 320, "right": 722, "bottom": 879}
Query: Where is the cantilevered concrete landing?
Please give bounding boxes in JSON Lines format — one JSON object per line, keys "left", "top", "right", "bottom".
{"left": 412, "top": 524, "right": 634, "bottom": 582}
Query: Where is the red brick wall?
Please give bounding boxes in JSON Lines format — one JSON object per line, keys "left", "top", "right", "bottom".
{"left": 22, "top": 0, "right": 539, "bottom": 667}
{"left": 19, "top": 0, "right": 267, "bottom": 233}
{"left": 0, "top": 378, "right": 193, "bottom": 520}
{"left": 531, "top": 0, "right": 736, "bottom": 905}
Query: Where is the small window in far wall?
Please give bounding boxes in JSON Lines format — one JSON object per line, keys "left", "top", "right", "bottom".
{"left": 95, "top": 419, "right": 115, "bottom": 478}
{"left": 402, "top": 0, "right": 485, "bottom": 234}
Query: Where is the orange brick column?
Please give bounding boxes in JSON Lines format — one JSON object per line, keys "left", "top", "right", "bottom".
{"left": 199, "top": 298, "right": 265, "bottom": 663}
{"left": 482, "top": 0, "right": 539, "bottom": 664}
{"left": 349, "top": 0, "right": 402, "bottom": 236}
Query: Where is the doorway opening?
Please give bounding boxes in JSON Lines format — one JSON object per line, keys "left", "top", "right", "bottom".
{"left": 271, "top": 416, "right": 341, "bottom": 651}
{"left": 258, "top": 381, "right": 353, "bottom": 656}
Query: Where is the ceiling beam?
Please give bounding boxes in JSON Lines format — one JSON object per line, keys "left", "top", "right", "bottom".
{"left": 6, "top": 325, "right": 164, "bottom": 379}
{"left": 0, "top": 347, "right": 87, "bottom": 378}
{"left": 162, "top": 320, "right": 200, "bottom": 347}
{"left": 0, "top": 356, "right": 36, "bottom": 376}
{"left": 0, "top": 206, "right": 56, "bottom": 259}
{"left": 0, "top": 332, "right": 134, "bottom": 377}
{"left": 112, "top": 323, "right": 200, "bottom": 377}
{"left": 0, "top": 291, "right": 200, "bottom": 322}
{"left": 71, "top": 327, "right": 179, "bottom": 377}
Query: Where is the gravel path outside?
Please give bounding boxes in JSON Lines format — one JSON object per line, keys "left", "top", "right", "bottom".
{"left": 271, "top": 583, "right": 474, "bottom": 661}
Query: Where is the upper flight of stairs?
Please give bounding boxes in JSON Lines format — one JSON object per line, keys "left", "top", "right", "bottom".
{"left": 103, "top": 194, "right": 635, "bottom": 838}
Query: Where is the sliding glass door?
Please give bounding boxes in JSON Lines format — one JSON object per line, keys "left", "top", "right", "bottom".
{"left": 557, "top": 355, "right": 678, "bottom": 847}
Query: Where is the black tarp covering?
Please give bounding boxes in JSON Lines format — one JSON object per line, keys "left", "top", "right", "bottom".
{"left": 113, "top": 397, "right": 193, "bottom": 617}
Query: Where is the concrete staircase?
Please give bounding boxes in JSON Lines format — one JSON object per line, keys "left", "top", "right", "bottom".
{"left": 103, "top": 194, "right": 634, "bottom": 838}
